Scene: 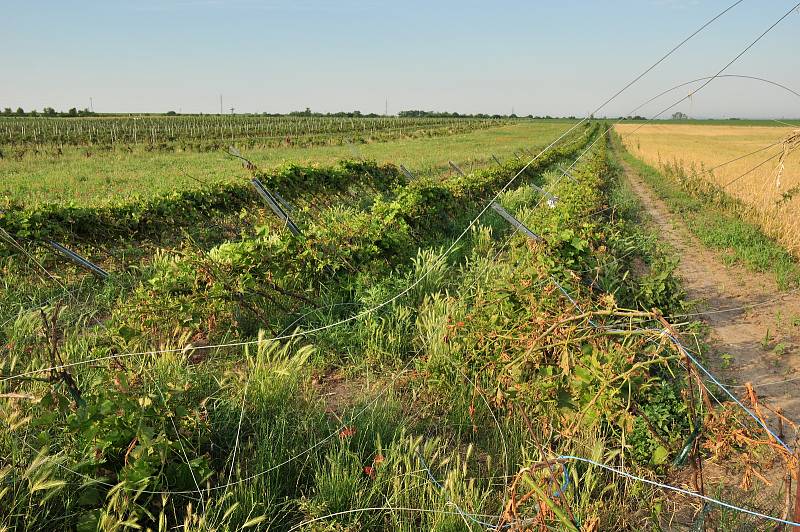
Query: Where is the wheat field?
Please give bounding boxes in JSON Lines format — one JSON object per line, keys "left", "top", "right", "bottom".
{"left": 616, "top": 123, "right": 800, "bottom": 258}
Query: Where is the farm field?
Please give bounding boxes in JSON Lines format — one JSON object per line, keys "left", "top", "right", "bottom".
{"left": 0, "top": 115, "right": 513, "bottom": 150}
{"left": 1, "top": 119, "right": 793, "bottom": 530}
{"left": 616, "top": 123, "right": 800, "bottom": 258}
{"left": 0, "top": 120, "right": 573, "bottom": 207}
{"left": 6, "top": 1, "right": 800, "bottom": 529}
{"left": 616, "top": 119, "right": 800, "bottom": 127}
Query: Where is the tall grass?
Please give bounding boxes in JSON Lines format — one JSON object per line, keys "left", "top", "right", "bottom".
{"left": 616, "top": 123, "right": 800, "bottom": 259}
{"left": 613, "top": 130, "right": 800, "bottom": 288}
{"left": 4, "top": 130, "right": 779, "bottom": 530}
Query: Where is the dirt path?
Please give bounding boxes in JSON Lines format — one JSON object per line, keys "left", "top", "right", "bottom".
{"left": 619, "top": 157, "right": 800, "bottom": 429}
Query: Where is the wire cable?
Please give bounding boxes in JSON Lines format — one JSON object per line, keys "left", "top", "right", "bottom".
{"left": 558, "top": 455, "right": 800, "bottom": 528}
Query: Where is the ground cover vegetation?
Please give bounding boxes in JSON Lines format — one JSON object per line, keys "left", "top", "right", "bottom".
{"left": 0, "top": 121, "right": 575, "bottom": 208}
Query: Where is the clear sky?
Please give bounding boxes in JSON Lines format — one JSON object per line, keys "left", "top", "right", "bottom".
{"left": 2, "top": 1, "right": 799, "bottom": 118}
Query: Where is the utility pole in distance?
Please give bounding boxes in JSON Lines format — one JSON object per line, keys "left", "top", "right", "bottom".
{"left": 219, "top": 94, "right": 223, "bottom": 115}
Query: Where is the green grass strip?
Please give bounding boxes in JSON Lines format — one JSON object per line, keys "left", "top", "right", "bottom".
{"left": 616, "top": 138, "right": 800, "bottom": 289}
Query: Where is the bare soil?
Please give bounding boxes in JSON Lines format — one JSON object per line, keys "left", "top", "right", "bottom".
{"left": 312, "top": 370, "right": 365, "bottom": 416}
{"left": 619, "top": 157, "right": 800, "bottom": 529}
{"left": 620, "top": 157, "right": 800, "bottom": 429}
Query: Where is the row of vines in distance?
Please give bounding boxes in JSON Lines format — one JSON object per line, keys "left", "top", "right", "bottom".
{"left": 0, "top": 115, "right": 517, "bottom": 149}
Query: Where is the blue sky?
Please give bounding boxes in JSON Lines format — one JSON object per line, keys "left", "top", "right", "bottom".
{"left": 2, "top": 1, "right": 799, "bottom": 117}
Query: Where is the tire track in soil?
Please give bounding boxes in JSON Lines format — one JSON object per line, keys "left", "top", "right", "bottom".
{"left": 619, "top": 156, "right": 800, "bottom": 432}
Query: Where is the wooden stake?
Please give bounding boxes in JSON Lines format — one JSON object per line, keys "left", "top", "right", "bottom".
{"left": 794, "top": 462, "right": 800, "bottom": 532}
{"left": 448, "top": 160, "right": 465, "bottom": 176}
{"left": 792, "top": 462, "right": 800, "bottom": 532}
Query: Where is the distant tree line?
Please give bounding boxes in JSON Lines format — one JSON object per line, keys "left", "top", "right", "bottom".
{"left": 2, "top": 107, "right": 97, "bottom": 117}
{"left": 1, "top": 106, "right": 586, "bottom": 120}
{"left": 279, "top": 108, "right": 384, "bottom": 118}
{"left": 399, "top": 110, "right": 581, "bottom": 119}
{"left": 399, "top": 110, "right": 501, "bottom": 118}
{"left": 530, "top": 115, "right": 578, "bottom": 120}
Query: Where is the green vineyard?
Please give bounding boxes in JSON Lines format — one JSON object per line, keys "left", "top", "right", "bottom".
{"left": 0, "top": 115, "right": 515, "bottom": 154}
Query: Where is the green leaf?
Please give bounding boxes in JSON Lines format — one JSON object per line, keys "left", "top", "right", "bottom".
{"left": 652, "top": 445, "right": 669, "bottom": 465}
{"left": 574, "top": 366, "right": 592, "bottom": 383}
